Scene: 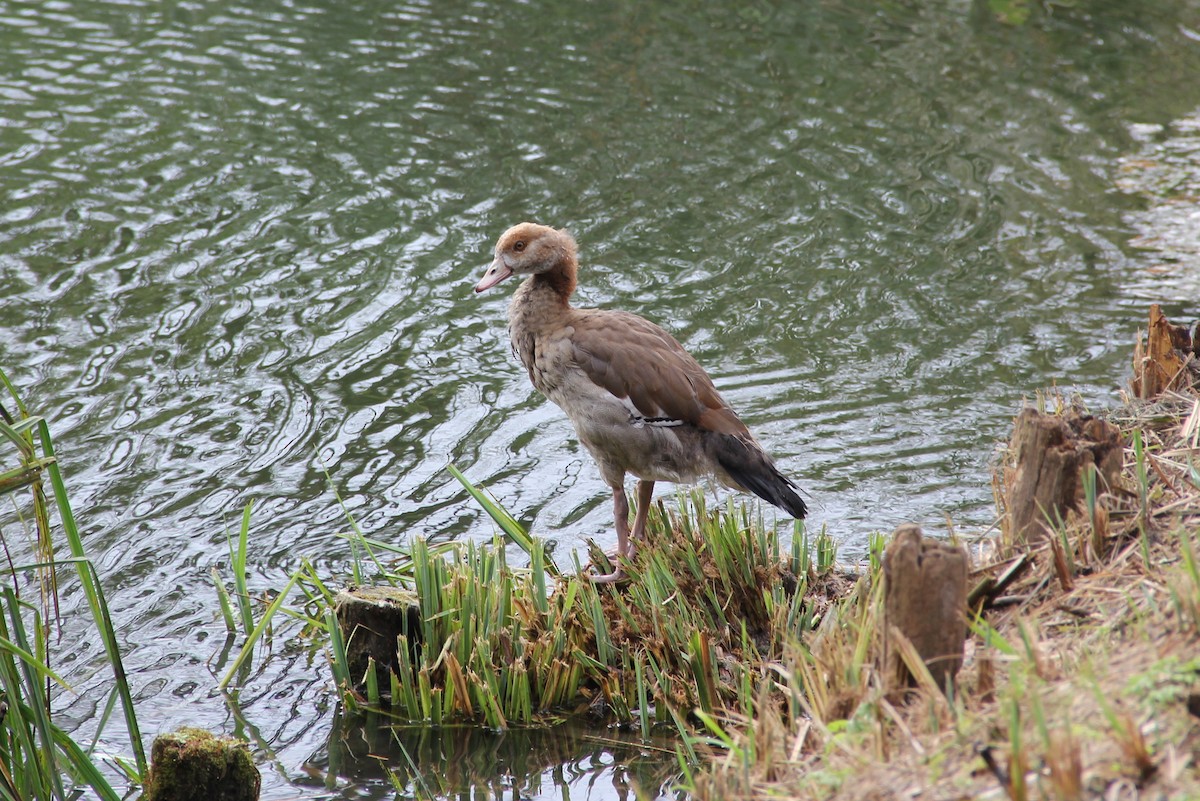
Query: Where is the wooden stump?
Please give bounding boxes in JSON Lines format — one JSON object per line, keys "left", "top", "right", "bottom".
{"left": 334, "top": 586, "right": 422, "bottom": 691}
{"left": 1002, "top": 408, "right": 1122, "bottom": 545}
{"left": 1132, "top": 304, "right": 1196, "bottom": 399}
{"left": 883, "top": 525, "right": 968, "bottom": 694}
{"left": 144, "top": 728, "right": 260, "bottom": 801}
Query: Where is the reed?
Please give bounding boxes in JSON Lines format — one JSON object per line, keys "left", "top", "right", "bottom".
{"left": 282, "top": 470, "right": 843, "bottom": 737}
{"left": 1171, "top": 528, "right": 1200, "bottom": 631}
{"left": 0, "top": 368, "right": 145, "bottom": 799}
{"left": 1132, "top": 428, "right": 1154, "bottom": 566}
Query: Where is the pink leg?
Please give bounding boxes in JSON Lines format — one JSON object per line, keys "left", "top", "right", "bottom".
{"left": 625, "top": 479, "right": 655, "bottom": 560}
{"left": 590, "top": 484, "right": 630, "bottom": 584}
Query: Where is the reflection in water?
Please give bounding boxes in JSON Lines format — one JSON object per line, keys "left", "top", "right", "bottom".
{"left": 306, "top": 708, "right": 683, "bottom": 800}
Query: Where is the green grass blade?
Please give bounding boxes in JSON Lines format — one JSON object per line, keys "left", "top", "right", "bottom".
{"left": 0, "top": 632, "right": 66, "bottom": 689}
{"left": 211, "top": 566, "right": 238, "bottom": 632}
{"left": 219, "top": 571, "right": 301, "bottom": 689}
{"left": 35, "top": 419, "right": 147, "bottom": 776}
{"left": 325, "top": 605, "right": 357, "bottom": 706}
{"left": 50, "top": 727, "right": 122, "bottom": 801}
{"left": 968, "top": 611, "right": 1017, "bottom": 656}
{"left": 446, "top": 464, "right": 560, "bottom": 577}
{"left": 232, "top": 501, "right": 255, "bottom": 635}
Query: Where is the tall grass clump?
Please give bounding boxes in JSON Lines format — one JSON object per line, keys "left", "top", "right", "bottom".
{"left": 0, "top": 368, "right": 145, "bottom": 799}
{"left": 257, "top": 468, "right": 850, "bottom": 736}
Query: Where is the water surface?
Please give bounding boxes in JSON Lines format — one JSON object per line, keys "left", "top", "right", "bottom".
{"left": 2, "top": 0, "right": 1200, "bottom": 797}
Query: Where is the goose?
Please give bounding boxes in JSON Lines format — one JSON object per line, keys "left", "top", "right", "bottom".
{"left": 474, "top": 222, "right": 807, "bottom": 582}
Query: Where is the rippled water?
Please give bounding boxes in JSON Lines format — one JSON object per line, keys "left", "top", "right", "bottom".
{"left": 3, "top": 0, "right": 1200, "bottom": 797}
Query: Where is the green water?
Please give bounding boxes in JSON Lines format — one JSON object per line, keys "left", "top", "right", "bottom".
{"left": 2, "top": 0, "right": 1199, "bottom": 797}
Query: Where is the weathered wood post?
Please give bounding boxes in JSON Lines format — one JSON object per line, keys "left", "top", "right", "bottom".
{"left": 1132, "top": 304, "right": 1196, "bottom": 399}
{"left": 1001, "top": 409, "right": 1122, "bottom": 546}
{"left": 334, "top": 585, "right": 422, "bottom": 691}
{"left": 883, "top": 524, "right": 968, "bottom": 694}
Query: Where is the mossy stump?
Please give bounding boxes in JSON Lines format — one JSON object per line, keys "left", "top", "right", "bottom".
{"left": 334, "top": 585, "right": 422, "bottom": 691}
{"left": 883, "top": 524, "right": 968, "bottom": 694}
{"left": 144, "top": 727, "right": 259, "bottom": 801}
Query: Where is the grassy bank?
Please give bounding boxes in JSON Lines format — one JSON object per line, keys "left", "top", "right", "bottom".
{"left": 687, "top": 341, "right": 1200, "bottom": 798}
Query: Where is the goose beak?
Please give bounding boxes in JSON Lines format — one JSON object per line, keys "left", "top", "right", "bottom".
{"left": 474, "top": 257, "right": 513, "bottom": 293}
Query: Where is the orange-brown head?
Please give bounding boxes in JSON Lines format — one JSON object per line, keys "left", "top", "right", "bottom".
{"left": 474, "top": 222, "right": 578, "bottom": 294}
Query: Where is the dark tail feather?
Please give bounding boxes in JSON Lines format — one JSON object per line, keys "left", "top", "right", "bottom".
{"left": 710, "top": 434, "right": 808, "bottom": 519}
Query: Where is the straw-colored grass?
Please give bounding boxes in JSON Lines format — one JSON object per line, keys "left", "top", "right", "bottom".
{"left": 687, "top": 386, "right": 1200, "bottom": 800}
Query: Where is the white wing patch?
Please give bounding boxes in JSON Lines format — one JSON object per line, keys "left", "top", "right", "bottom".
{"left": 619, "top": 396, "right": 684, "bottom": 428}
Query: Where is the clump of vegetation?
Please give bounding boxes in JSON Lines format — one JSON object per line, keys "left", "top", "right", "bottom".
{"left": 0, "top": 369, "right": 147, "bottom": 800}
{"left": 211, "top": 463, "right": 860, "bottom": 796}
{"left": 299, "top": 486, "right": 851, "bottom": 734}
{"left": 684, "top": 323, "right": 1200, "bottom": 799}
{"left": 144, "top": 728, "right": 259, "bottom": 801}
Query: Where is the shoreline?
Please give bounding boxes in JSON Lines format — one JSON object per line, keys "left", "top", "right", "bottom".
{"left": 690, "top": 305, "right": 1200, "bottom": 800}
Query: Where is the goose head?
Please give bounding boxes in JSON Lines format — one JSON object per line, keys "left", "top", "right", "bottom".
{"left": 474, "top": 222, "right": 577, "bottom": 293}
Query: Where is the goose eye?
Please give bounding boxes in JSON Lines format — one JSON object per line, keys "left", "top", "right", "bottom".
{"left": 513, "top": 241, "right": 526, "bottom": 252}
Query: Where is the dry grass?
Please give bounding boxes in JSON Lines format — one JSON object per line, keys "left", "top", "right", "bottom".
{"left": 691, "top": 373, "right": 1200, "bottom": 798}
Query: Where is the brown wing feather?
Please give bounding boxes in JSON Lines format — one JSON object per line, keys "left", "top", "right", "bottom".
{"left": 567, "top": 308, "right": 749, "bottom": 436}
